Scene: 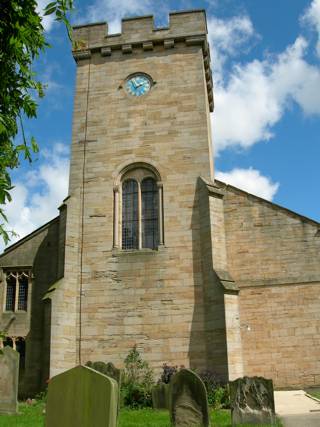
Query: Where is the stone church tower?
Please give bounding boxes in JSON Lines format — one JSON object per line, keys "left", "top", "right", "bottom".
{"left": 0, "top": 10, "right": 320, "bottom": 397}
{"left": 50, "top": 10, "right": 234, "bottom": 377}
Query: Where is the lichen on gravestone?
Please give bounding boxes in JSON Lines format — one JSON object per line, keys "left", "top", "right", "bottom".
{"left": 46, "top": 365, "right": 118, "bottom": 427}
{"left": 0, "top": 346, "right": 19, "bottom": 415}
{"left": 169, "top": 368, "right": 210, "bottom": 427}
{"left": 229, "top": 376, "right": 275, "bottom": 426}
{"left": 86, "top": 360, "right": 122, "bottom": 415}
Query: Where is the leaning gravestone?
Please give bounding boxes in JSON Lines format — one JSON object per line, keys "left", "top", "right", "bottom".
{"left": 169, "top": 369, "right": 210, "bottom": 427}
{"left": 46, "top": 365, "right": 118, "bottom": 427}
{"left": 229, "top": 376, "right": 275, "bottom": 425}
{"left": 0, "top": 346, "right": 19, "bottom": 415}
{"left": 152, "top": 383, "right": 170, "bottom": 409}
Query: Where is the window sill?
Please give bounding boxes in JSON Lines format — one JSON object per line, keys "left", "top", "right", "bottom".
{"left": 3, "top": 310, "right": 27, "bottom": 314}
{"left": 112, "top": 245, "right": 166, "bottom": 256}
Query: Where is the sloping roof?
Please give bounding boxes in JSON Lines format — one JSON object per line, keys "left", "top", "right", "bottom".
{"left": 215, "top": 179, "right": 320, "bottom": 228}
{"left": 0, "top": 216, "right": 60, "bottom": 258}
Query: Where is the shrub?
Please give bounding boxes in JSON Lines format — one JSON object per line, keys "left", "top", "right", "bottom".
{"left": 121, "top": 345, "right": 154, "bottom": 408}
{"left": 159, "top": 363, "right": 178, "bottom": 384}
{"left": 198, "top": 370, "right": 230, "bottom": 409}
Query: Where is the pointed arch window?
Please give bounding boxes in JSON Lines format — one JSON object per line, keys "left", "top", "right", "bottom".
{"left": 114, "top": 165, "right": 164, "bottom": 250}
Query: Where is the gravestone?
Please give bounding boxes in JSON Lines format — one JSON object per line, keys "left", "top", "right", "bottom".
{"left": 46, "top": 365, "right": 118, "bottom": 427}
{"left": 229, "top": 376, "right": 275, "bottom": 425}
{"left": 86, "top": 361, "right": 121, "bottom": 386}
{"left": 152, "top": 383, "right": 170, "bottom": 409}
{"left": 169, "top": 368, "right": 210, "bottom": 427}
{"left": 0, "top": 346, "right": 19, "bottom": 414}
{"left": 86, "top": 361, "right": 121, "bottom": 414}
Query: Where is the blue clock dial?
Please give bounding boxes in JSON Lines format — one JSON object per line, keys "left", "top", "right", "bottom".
{"left": 125, "top": 75, "right": 151, "bottom": 97}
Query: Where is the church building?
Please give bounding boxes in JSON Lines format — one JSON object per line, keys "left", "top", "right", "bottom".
{"left": 1, "top": 10, "right": 320, "bottom": 397}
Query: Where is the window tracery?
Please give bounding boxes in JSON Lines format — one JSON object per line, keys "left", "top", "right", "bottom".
{"left": 4, "top": 271, "right": 30, "bottom": 312}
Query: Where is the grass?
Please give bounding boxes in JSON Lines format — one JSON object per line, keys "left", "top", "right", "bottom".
{"left": 306, "top": 388, "right": 320, "bottom": 400}
{"left": 0, "top": 403, "right": 283, "bottom": 426}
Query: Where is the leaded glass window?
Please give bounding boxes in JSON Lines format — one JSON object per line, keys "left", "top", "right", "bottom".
{"left": 116, "top": 165, "right": 163, "bottom": 250}
{"left": 141, "top": 178, "right": 159, "bottom": 249}
{"left": 122, "top": 179, "right": 139, "bottom": 249}
{"left": 4, "top": 271, "right": 30, "bottom": 312}
{"left": 18, "top": 274, "right": 28, "bottom": 311}
{"left": 5, "top": 275, "right": 16, "bottom": 311}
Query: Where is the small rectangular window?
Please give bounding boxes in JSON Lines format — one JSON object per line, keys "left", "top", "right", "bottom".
{"left": 5, "top": 275, "right": 16, "bottom": 311}
{"left": 4, "top": 271, "right": 30, "bottom": 312}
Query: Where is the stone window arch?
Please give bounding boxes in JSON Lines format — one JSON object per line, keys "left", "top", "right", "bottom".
{"left": 114, "top": 163, "right": 164, "bottom": 250}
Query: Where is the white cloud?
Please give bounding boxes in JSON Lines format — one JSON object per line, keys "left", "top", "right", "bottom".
{"left": 209, "top": 14, "right": 320, "bottom": 152}
{"left": 37, "top": 0, "right": 56, "bottom": 31}
{"left": 207, "top": 15, "right": 255, "bottom": 81}
{"left": 85, "top": 0, "right": 153, "bottom": 34}
{"left": 0, "top": 143, "right": 70, "bottom": 252}
{"left": 302, "top": 0, "right": 320, "bottom": 57}
{"left": 216, "top": 168, "right": 279, "bottom": 201}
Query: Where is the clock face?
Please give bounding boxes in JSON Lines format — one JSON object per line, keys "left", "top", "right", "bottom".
{"left": 125, "top": 74, "right": 151, "bottom": 97}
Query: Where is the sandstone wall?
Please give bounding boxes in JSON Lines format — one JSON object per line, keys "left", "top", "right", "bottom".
{"left": 220, "top": 182, "right": 320, "bottom": 388}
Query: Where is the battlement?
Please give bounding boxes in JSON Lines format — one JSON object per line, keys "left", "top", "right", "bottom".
{"left": 72, "top": 10, "right": 213, "bottom": 111}
{"left": 73, "top": 10, "right": 207, "bottom": 48}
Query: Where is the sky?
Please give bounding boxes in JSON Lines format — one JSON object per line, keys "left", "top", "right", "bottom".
{"left": 2, "top": 0, "right": 320, "bottom": 250}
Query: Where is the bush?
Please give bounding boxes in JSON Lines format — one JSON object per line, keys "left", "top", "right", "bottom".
{"left": 121, "top": 345, "right": 154, "bottom": 408}
{"left": 198, "top": 370, "right": 230, "bottom": 409}
{"left": 159, "top": 363, "right": 178, "bottom": 384}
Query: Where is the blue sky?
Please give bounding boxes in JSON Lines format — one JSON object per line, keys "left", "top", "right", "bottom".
{"left": 3, "top": 0, "right": 320, "bottom": 250}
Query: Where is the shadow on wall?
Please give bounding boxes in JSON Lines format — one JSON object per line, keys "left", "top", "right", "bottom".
{"left": 19, "top": 221, "right": 61, "bottom": 398}
{"left": 188, "top": 177, "right": 229, "bottom": 382}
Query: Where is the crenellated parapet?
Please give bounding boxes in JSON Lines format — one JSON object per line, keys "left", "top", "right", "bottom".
{"left": 72, "top": 10, "right": 213, "bottom": 111}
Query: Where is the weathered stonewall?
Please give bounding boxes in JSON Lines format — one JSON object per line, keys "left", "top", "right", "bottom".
{"left": 46, "top": 365, "right": 118, "bottom": 427}
{"left": 0, "top": 346, "right": 19, "bottom": 415}
{"left": 152, "top": 383, "right": 170, "bottom": 409}
{"left": 170, "top": 369, "right": 210, "bottom": 427}
{"left": 229, "top": 376, "right": 275, "bottom": 425}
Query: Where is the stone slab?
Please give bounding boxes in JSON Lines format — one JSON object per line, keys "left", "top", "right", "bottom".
{"left": 170, "top": 368, "right": 210, "bottom": 427}
{"left": 46, "top": 365, "right": 118, "bottom": 427}
{"left": 230, "top": 376, "right": 275, "bottom": 425}
{"left": 0, "top": 346, "right": 19, "bottom": 415}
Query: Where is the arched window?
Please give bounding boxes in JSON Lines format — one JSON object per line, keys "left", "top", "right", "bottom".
{"left": 114, "top": 164, "right": 164, "bottom": 250}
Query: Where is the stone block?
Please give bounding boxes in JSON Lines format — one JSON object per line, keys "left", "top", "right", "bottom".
{"left": 0, "top": 346, "right": 19, "bottom": 415}
{"left": 229, "top": 376, "right": 275, "bottom": 425}
{"left": 46, "top": 365, "right": 118, "bottom": 427}
{"left": 169, "top": 369, "right": 209, "bottom": 427}
{"left": 152, "top": 383, "right": 170, "bottom": 409}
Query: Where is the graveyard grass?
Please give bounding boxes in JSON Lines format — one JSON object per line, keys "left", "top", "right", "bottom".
{"left": 0, "top": 403, "right": 283, "bottom": 427}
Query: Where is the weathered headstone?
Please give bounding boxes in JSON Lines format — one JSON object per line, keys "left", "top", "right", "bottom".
{"left": 46, "top": 365, "right": 118, "bottom": 427}
{"left": 152, "top": 383, "right": 170, "bottom": 409}
{"left": 229, "top": 376, "right": 275, "bottom": 425}
{"left": 86, "top": 361, "right": 121, "bottom": 386}
{"left": 0, "top": 346, "right": 19, "bottom": 415}
{"left": 170, "top": 368, "right": 210, "bottom": 427}
{"left": 86, "top": 361, "right": 122, "bottom": 414}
